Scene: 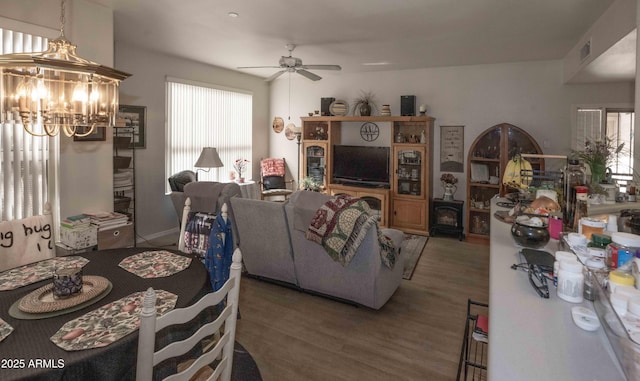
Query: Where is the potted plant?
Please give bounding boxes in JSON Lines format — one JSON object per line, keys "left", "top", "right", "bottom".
{"left": 233, "top": 158, "right": 250, "bottom": 183}
{"left": 440, "top": 173, "right": 458, "bottom": 201}
{"left": 352, "top": 90, "right": 377, "bottom": 116}
{"left": 300, "top": 177, "right": 320, "bottom": 192}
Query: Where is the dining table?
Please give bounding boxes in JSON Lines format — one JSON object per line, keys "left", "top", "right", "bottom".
{"left": 0, "top": 247, "right": 208, "bottom": 381}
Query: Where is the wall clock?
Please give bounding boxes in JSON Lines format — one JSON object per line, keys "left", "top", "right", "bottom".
{"left": 360, "top": 122, "right": 379, "bottom": 142}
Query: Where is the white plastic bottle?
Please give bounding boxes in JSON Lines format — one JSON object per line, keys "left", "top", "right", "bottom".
{"left": 557, "top": 258, "right": 584, "bottom": 303}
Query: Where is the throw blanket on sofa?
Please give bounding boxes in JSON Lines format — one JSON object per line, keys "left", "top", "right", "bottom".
{"left": 306, "top": 195, "right": 396, "bottom": 269}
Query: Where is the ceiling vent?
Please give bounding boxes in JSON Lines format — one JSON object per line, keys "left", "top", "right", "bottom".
{"left": 580, "top": 39, "right": 591, "bottom": 62}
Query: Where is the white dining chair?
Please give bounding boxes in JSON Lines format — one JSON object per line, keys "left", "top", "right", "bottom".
{"left": 178, "top": 199, "right": 230, "bottom": 256}
{"left": 136, "top": 248, "right": 242, "bottom": 381}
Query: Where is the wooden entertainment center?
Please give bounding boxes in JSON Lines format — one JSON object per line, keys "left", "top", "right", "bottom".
{"left": 300, "top": 116, "right": 434, "bottom": 235}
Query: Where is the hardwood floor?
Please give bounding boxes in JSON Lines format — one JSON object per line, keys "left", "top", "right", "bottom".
{"left": 140, "top": 234, "right": 489, "bottom": 380}
{"left": 235, "top": 237, "right": 489, "bottom": 381}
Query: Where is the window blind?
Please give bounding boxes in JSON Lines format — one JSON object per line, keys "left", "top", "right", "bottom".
{"left": 0, "top": 28, "right": 50, "bottom": 220}
{"left": 576, "top": 108, "right": 603, "bottom": 149}
{"left": 166, "top": 79, "right": 252, "bottom": 191}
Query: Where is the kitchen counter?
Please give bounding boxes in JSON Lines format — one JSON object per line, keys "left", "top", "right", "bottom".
{"left": 588, "top": 201, "right": 640, "bottom": 217}
{"left": 488, "top": 198, "right": 626, "bottom": 381}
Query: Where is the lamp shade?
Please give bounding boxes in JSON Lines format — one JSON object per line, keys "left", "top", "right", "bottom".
{"left": 194, "top": 147, "right": 224, "bottom": 168}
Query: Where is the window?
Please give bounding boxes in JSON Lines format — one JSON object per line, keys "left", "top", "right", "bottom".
{"left": 165, "top": 78, "right": 252, "bottom": 193}
{"left": 575, "top": 106, "right": 635, "bottom": 189}
{"left": 0, "top": 27, "right": 51, "bottom": 220}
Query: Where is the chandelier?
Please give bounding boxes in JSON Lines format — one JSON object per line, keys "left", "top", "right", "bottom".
{"left": 0, "top": 0, "right": 130, "bottom": 137}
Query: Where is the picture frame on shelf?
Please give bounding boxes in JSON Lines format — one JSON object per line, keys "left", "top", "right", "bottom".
{"left": 116, "top": 105, "right": 147, "bottom": 149}
{"left": 73, "top": 126, "right": 106, "bottom": 142}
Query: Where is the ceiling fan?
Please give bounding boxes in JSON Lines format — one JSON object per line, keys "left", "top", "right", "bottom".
{"left": 237, "top": 44, "right": 341, "bottom": 82}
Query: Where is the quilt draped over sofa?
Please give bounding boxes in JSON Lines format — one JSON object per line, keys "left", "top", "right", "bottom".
{"left": 305, "top": 194, "right": 397, "bottom": 269}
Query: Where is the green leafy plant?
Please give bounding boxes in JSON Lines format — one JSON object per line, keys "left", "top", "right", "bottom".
{"left": 299, "top": 177, "right": 320, "bottom": 191}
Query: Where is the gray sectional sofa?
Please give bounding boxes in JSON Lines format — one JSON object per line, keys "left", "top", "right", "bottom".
{"left": 230, "top": 190, "right": 405, "bottom": 309}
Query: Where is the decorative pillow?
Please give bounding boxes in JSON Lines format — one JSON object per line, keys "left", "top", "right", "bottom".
{"left": 183, "top": 211, "right": 216, "bottom": 259}
{"left": 263, "top": 175, "right": 286, "bottom": 190}
{"left": 261, "top": 158, "right": 286, "bottom": 177}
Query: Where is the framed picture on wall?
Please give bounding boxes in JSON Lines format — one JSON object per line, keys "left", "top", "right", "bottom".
{"left": 440, "top": 125, "right": 464, "bottom": 172}
{"left": 73, "top": 126, "right": 106, "bottom": 142}
{"left": 117, "top": 105, "right": 147, "bottom": 149}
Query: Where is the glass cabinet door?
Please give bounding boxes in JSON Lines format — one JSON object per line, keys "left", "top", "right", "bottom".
{"left": 395, "top": 148, "right": 423, "bottom": 197}
{"left": 305, "top": 144, "right": 326, "bottom": 187}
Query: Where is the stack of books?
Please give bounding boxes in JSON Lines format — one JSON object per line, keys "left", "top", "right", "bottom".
{"left": 472, "top": 315, "right": 488, "bottom": 343}
{"left": 61, "top": 214, "right": 91, "bottom": 230}
{"left": 86, "top": 212, "right": 130, "bottom": 230}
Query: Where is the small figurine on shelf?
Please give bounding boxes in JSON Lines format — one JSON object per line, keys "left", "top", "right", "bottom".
{"left": 441, "top": 173, "right": 458, "bottom": 201}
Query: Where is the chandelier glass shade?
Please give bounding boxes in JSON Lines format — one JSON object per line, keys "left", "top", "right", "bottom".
{"left": 0, "top": 1, "right": 130, "bottom": 137}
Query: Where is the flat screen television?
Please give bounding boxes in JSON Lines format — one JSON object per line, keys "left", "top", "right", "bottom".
{"left": 332, "top": 145, "right": 390, "bottom": 188}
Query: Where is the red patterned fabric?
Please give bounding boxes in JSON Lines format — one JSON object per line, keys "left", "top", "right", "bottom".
{"left": 261, "top": 158, "right": 285, "bottom": 177}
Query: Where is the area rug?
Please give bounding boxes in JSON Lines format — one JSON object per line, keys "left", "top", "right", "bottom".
{"left": 402, "top": 234, "right": 428, "bottom": 280}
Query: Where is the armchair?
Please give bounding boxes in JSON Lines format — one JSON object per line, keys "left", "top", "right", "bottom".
{"left": 259, "top": 158, "right": 294, "bottom": 201}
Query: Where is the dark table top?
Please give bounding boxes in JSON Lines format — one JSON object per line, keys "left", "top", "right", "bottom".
{"left": 0, "top": 247, "right": 207, "bottom": 381}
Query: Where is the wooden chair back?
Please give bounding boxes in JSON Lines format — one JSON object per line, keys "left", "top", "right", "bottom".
{"left": 136, "top": 248, "right": 242, "bottom": 381}
{"left": 259, "top": 158, "right": 294, "bottom": 201}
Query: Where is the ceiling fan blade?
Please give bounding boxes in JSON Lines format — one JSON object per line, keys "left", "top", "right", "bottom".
{"left": 301, "top": 64, "right": 342, "bottom": 71}
{"left": 265, "top": 70, "right": 287, "bottom": 82}
{"left": 237, "top": 65, "right": 282, "bottom": 69}
{"left": 296, "top": 69, "right": 322, "bottom": 81}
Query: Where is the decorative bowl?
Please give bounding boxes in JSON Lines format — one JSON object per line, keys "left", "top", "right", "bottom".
{"left": 511, "top": 220, "right": 550, "bottom": 249}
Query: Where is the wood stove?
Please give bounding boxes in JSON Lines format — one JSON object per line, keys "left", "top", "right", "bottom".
{"left": 430, "top": 198, "right": 464, "bottom": 240}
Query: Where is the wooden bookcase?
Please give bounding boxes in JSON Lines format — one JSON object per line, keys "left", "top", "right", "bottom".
{"left": 300, "top": 116, "right": 434, "bottom": 235}
{"left": 466, "top": 123, "right": 543, "bottom": 243}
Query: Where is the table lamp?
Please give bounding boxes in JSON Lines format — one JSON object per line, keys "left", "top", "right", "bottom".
{"left": 194, "top": 147, "right": 224, "bottom": 181}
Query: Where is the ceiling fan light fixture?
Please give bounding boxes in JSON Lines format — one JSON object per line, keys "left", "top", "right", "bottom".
{"left": 238, "top": 44, "right": 341, "bottom": 82}
{"left": 228, "top": 12, "right": 239, "bottom": 18}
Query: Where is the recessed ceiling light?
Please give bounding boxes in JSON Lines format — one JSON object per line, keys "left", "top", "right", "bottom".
{"left": 228, "top": 12, "right": 239, "bottom": 18}
{"left": 362, "top": 62, "right": 390, "bottom": 66}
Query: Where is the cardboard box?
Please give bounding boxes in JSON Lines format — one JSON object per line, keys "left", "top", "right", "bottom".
{"left": 98, "top": 223, "right": 134, "bottom": 250}
{"left": 59, "top": 225, "right": 98, "bottom": 249}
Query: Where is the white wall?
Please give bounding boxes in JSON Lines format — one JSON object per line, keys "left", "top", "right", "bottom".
{"left": 115, "top": 42, "right": 270, "bottom": 240}
{"left": 270, "top": 60, "right": 633, "bottom": 211}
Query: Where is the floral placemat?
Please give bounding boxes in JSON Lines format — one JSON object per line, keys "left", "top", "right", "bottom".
{"left": 0, "top": 317, "right": 13, "bottom": 342}
{"left": 50, "top": 289, "right": 177, "bottom": 351}
{"left": 118, "top": 250, "right": 192, "bottom": 278}
{"left": 0, "top": 256, "right": 90, "bottom": 291}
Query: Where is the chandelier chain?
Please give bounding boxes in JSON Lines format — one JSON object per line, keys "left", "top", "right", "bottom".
{"left": 60, "top": 0, "right": 66, "bottom": 37}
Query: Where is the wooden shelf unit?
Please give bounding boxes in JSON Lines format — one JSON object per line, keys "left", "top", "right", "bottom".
{"left": 466, "top": 123, "right": 543, "bottom": 242}
{"left": 301, "top": 116, "right": 434, "bottom": 235}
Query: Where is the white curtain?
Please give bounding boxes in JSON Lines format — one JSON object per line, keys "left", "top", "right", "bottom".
{"left": 0, "top": 28, "right": 50, "bottom": 220}
{"left": 165, "top": 78, "right": 252, "bottom": 191}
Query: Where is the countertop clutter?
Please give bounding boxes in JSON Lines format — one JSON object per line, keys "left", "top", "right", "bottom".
{"left": 489, "top": 198, "right": 626, "bottom": 381}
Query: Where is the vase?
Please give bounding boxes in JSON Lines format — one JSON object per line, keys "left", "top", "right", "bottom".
{"left": 359, "top": 103, "right": 371, "bottom": 116}
{"left": 443, "top": 182, "right": 457, "bottom": 201}
{"left": 589, "top": 162, "right": 606, "bottom": 186}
